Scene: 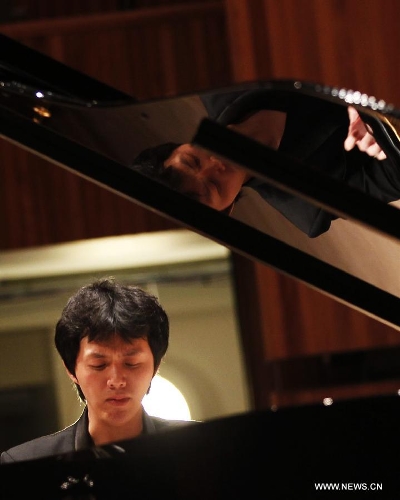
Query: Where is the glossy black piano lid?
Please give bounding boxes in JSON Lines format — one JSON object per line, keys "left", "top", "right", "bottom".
{"left": 0, "top": 33, "right": 133, "bottom": 102}
{"left": 1, "top": 33, "right": 400, "bottom": 329}
{"left": 1, "top": 393, "right": 399, "bottom": 499}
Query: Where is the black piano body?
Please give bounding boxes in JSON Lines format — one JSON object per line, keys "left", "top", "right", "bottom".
{"left": 2, "top": 394, "right": 400, "bottom": 499}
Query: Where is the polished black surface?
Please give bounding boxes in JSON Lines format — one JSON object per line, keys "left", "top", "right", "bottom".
{"left": 1, "top": 394, "right": 399, "bottom": 499}
{"left": 1, "top": 32, "right": 400, "bottom": 330}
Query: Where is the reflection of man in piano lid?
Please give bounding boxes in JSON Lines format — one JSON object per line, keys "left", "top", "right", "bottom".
{"left": 0, "top": 277, "right": 197, "bottom": 464}
{"left": 131, "top": 99, "right": 399, "bottom": 238}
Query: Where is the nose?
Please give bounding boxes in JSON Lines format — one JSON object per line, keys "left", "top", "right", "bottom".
{"left": 107, "top": 366, "right": 126, "bottom": 389}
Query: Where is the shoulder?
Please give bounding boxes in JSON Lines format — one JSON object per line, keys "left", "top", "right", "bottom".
{"left": 0, "top": 422, "right": 77, "bottom": 464}
{"left": 144, "top": 413, "right": 201, "bottom": 434}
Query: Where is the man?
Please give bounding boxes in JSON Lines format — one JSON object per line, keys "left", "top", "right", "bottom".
{"left": 131, "top": 85, "right": 400, "bottom": 237}
{"left": 0, "top": 277, "right": 196, "bottom": 463}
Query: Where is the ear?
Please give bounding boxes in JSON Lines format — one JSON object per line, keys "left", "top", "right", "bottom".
{"left": 64, "top": 362, "right": 78, "bottom": 384}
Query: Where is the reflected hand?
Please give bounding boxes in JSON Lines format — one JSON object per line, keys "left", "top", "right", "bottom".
{"left": 344, "top": 106, "right": 387, "bottom": 160}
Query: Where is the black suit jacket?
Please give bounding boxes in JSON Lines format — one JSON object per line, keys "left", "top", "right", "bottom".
{"left": 201, "top": 85, "right": 400, "bottom": 237}
{"left": 0, "top": 407, "right": 197, "bottom": 464}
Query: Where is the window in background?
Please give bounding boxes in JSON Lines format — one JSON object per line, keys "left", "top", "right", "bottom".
{"left": 142, "top": 374, "right": 191, "bottom": 421}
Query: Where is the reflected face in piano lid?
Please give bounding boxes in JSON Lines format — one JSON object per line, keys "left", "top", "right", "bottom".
{"left": 164, "top": 144, "right": 251, "bottom": 212}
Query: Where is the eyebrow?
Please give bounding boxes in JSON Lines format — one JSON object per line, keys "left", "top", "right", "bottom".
{"left": 86, "top": 348, "right": 142, "bottom": 358}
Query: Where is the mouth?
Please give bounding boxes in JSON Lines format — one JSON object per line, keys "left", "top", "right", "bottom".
{"left": 106, "top": 397, "right": 131, "bottom": 406}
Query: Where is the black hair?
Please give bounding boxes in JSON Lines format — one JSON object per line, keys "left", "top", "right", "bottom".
{"left": 130, "top": 142, "right": 183, "bottom": 190}
{"left": 54, "top": 277, "right": 169, "bottom": 402}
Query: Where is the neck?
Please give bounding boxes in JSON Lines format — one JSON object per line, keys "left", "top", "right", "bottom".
{"left": 88, "top": 407, "right": 144, "bottom": 446}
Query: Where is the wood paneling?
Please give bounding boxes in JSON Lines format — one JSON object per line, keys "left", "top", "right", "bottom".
{"left": 226, "top": 0, "right": 400, "bottom": 409}
{"left": 0, "top": 2, "right": 230, "bottom": 97}
{"left": 225, "top": 0, "right": 400, "bottom": 103}
{"left": 0, "top": 1, "right": 218, "bottom": 24}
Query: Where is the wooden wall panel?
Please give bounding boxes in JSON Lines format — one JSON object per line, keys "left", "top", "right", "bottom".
{"left": 0, "top": 2, "right": 231, "bottom": 249}
{"left": 234, "top": 256, "right": 400, "bottom": 409}
{"left": 1, "top": 3, "right": 230, "bottom": 97}
{"left": 225, "top": 0, "right": 400, "bottom": 103}
{"left": 1, "top": 1, "right": 218, "bottom": 24}
{"left": 225, "top": 0, "right": 400, "bottom": 408}
{"left": 254, "top": 265, "right": 400, "bottom": 360}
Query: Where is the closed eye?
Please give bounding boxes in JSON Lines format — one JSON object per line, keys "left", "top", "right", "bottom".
{"left": 182, "top": 153, "right": 200, "bottom": 170}
{"left": 89, "top": 362, "right": 140, "bottom": 370}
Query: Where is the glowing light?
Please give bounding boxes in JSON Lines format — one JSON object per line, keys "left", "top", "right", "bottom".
{"left": 142, "top": 375, "right": 191, "bottom": 421}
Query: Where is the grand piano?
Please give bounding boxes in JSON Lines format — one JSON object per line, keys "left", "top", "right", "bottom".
{"left": 1, "top": 33, "right": 400, "bottom": 498}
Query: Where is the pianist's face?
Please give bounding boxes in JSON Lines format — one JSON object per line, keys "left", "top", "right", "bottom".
{"left": 164, "top": 144, "right": 250, "bottom": 211}
{"left": 67, "top": 334, "right": 155, "bottom": 438}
